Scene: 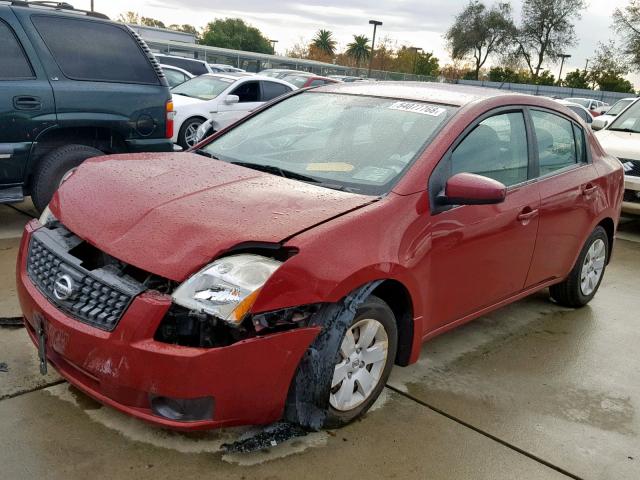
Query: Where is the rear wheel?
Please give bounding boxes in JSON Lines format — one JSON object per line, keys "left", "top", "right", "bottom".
{"left": 31, "top": 144, "right": 104, "bottom": 212}
{"left": 549, "top": 226, "right": 609, "bottom": 307}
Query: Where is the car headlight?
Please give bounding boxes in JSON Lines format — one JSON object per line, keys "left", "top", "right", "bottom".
{"left": 195, "top": 119, "right": 213, "bottom": 142}
{"left": 38, "top": 205, "right": 57, "bottom": 226}
{"left": 171, "top": 254, "right": 282, "bottom": 326}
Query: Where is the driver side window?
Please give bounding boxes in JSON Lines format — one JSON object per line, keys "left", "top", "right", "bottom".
{"left": 230, "top": 81, "right": 260, "bottom": 103}
{"left": 451, "top": 112, "right": 529, "bottom": 187}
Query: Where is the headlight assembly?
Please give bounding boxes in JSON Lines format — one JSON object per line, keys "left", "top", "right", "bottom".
{"left": 171, "top": 254, "right": 282, "bottom": 327}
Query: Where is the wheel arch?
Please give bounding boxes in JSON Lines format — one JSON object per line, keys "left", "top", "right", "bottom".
{"left": 596, "top": 216, "right": 615, "bottom": 264}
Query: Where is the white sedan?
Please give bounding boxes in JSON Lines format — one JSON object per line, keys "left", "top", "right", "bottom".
{"left": 171, "top": 74, "right": 297, "bottom": 148}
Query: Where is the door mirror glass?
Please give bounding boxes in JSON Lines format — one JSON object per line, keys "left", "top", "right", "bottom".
{"left": 224, "top": 94, "right": 240, "bottom": 105}
{"left": 438, "top": 173, "right": 507, "bottom": 206}
{"left": 591, "top": 118, "right": 608, "bottom": 131}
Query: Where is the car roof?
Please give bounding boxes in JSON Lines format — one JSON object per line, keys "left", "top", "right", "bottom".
{"left": 159, "top": 64, "right": 193, "bottom": 76}
{"left": 156, "top": 54, "right": 207, "bottom": 65}
{"left": 202, "top": 73, "right": 297, "bottom": 85}
{"left": 312, "top": 81, "right": 519, "bottom": 107}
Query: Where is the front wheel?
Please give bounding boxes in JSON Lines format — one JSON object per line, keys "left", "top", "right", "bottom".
{"left": 178, "top": 117, "right": 204, "bottom": 149}
{"left": 549, "top": 226, "right": 609, "bottom": 308}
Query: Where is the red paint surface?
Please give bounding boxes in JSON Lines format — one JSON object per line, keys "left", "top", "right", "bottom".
{"left": 444, "top": 172, "right": 507, "bottom": 202}
{"left": 20, "top": 87, "right": 624, "bottom": 428}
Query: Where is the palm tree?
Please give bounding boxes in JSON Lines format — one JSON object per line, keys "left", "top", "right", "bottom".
{"left": 312, "top": 29, "right": 337, "bottom": 56}
{"left": 346, "top": 35, "right": 371, "bottom": 68}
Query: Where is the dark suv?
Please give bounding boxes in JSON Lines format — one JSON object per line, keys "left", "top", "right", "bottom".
{"left": 0, "top": 1, "right": 173, "bottom": 211}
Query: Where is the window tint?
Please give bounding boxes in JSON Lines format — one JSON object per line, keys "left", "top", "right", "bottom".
{"left": 451, "top": 112, "right": 529, "bottom": 187}
{"left": 531, "top": 110, "right": 578, "bottom": 176}
{"left": 32, "top": 16, "right": 158, "bottom": 84}
{"left": 567, "top": 105, "right": 591, "bottom": 123}
{"left": 156, "top": 55, "right": 208, "bottom": 75}
{"left": 0, "top": 20, "right": 33, "bottom": 79}
{"left": 164, "top": 68, "right": 187, "bottom": 87}
{"left": 573, "top": 124, "right": 586, "bottom": 164}
{"left": 261, "top": 81, "right": 291, "bottom": 101}
{"left": 231, "top": 81, "right": 260, "bottom": 102}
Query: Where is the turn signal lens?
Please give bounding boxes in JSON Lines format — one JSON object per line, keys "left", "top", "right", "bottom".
{"left": 166, "top": 100, "right": 174, "bottom": 139}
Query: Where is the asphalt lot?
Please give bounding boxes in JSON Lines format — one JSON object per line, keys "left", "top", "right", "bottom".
{"left": 1, "top": 202, "right": 639, "bottom": 479}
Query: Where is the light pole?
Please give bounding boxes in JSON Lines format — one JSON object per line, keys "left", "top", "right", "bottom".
{"left": 90, "top": 0, "right": 94, "bottom": 11}
{"left": 557, "top": 53, "right": 571, "bottom": 85}
{"left": 409, "top": 46, "right": 422, "bottom": 75}
{"left": 367, "top": 19, "right": 382, "bottom": 79}
{"left": 269, "top": 39, "right": 278, "bottom": 55}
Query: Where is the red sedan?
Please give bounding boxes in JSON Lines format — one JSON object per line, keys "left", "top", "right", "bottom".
{"left": 18, "top": 82, "right": 623, "bottom": 431}
{"left": 279, "top": 72, "right": 340, "bottom": 88}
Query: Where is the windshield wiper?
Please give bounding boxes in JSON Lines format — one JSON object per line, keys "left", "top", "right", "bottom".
{"left": 608, "top": 127, "right": 640, "bottom": 133}
{"left": 230, "top": 161, "right": 320, "bottom": 183}
{"left": 194, "top": 149, "right": 219, "bottom": 160}
{"left": 173, "top": 92, "right": 194, "bottom": 98}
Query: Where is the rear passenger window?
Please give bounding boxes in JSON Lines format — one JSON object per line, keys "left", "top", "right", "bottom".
{"left": 32, "top": 16, "right": 158, "bottom": 84}
{"left": 261, "top": 82, "right": 291, "bottom": 101}
{"left": 451, "top": 112, "right": 529, "bottom": 187}
{"left": 0, "top": 20, "right": 33, "bottom": 79}
{"left": 531, "top": 110, "right": 578, "bottom": 175}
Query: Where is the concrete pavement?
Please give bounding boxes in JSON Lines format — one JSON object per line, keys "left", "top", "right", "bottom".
{"left": 1, "top": 203, "right": 639, "bottom": 479}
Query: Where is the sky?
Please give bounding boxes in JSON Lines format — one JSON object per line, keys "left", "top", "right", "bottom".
{"left": 87, "top": 0, "right": 631, "bottom": 82}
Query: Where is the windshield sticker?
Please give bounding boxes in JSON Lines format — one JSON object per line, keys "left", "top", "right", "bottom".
{"left": 352, "top": 166, "right": 394, "bottom": 183}
{"left": 389, "top": 102, "right": 446, "bottom": 116}
{"left": 306, "top": 162, "right": 355, "bottom": 172}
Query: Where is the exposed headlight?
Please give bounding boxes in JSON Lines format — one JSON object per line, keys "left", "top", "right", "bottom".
{"left": 38, "top": 205, "right": 57, "bottom": 226}
{"left": 171, "top": 254, "right": 282, "bottom": 326}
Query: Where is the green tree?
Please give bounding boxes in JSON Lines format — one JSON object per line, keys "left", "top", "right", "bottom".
{"left": 488, "top": 66, "right": 526, "bottom": 83}
{"left": 141, "top": 17, "right": 166, "bottom": 29}
{"left": 311, "top": 29, "right": 337, "bottom": 56}
{"left": 514, "top": 0, "right": 586, "bottom": 78}
{"left": 589, "top": 41, "right": 635, "bottom": 92}
{"left": 394, "top": 47, "right": 440, "bottom": 76}
{"left": 169, "top": 24, "right": 200, "bottom": 39}
{"left": 562, "top": 69, "right": 589, "bottom": 88}
{"left": 346, "top": 35, "right": 371, "bottom": 68}
{"left": 613, "top": 0, "right": 640, "bottom": 70}
{"left": 445, "top": 1, "right": 514, "bottom": 80}
{"left": 534, "top": 70, "right": 556, "bottom": 85}
{"left": 201, "top": 18, "right": 273, "bottom": 54}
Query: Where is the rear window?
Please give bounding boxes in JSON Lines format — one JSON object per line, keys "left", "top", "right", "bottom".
{"left": 0, "top": 20, "right": 33, "bottom": 79}
{"left": 32, "top": 16, "right": 158, "bottom": 84}
{"left": 261, "top": 81, "right": 291, "bottom": 101}
{"left": 157, "top": 55, "right": 208, "bottom": 75}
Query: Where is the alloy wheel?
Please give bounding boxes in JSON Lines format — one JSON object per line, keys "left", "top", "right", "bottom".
{"left": 580, "top": 238, "right": 606, "bottom": 296}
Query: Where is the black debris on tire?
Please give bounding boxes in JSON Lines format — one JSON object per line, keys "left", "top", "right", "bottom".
{"left": 284, "top": 280, "right": 383, "bottom": 430}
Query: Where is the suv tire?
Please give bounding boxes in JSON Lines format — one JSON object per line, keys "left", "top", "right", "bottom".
{"left": 32, "top": 144, "right": 104, "bottom": 212}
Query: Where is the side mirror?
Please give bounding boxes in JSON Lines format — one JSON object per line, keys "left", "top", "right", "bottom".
{"left": 224, "top": 95, "right": 240, "bottom": 105}
{"left": 591, "top": 118, "right": 608, "bottom": 131}
{"left": 438, "top": 173, "right": 507, "bottom": 206}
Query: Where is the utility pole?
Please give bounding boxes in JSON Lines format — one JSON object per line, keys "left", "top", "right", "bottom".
{"left": 90, "top": 0, "right": 94, "bottom": 11}
{"left": 584, "top": 58, "right": 590, "bottom": 73}
{"left": 409, "top": 46, "right": 422, "bottom": 75}
{"left": 557, "top": 53, "right": 571, "bottom": 85}
{"left": 269, "top": 39, "right": 278, "bottom": 55}
{"left": 367, "top": 20, "right": 382, "bottom": 79}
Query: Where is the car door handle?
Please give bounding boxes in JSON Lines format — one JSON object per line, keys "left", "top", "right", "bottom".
{"left": 582, "top": 184, "right": 598, "bottom": 197}
{"left": 13, "top": 96, "right": 42, "bottom": 110}
{"left": 517, "top": 208, "right": 539, "bottom": 223}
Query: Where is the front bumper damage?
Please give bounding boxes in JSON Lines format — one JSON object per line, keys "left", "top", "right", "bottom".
{"left": 17, "top": 220, "right": 320, "bottom": 430}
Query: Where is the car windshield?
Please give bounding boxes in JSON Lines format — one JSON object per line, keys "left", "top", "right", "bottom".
{"left": 198, "top": 92, "right": 455, "bottom": 195}
{"left": 566, "top": 98, "right": 590, "bottom": 108}
{"left": 608, "top": 99, "right": 640, "bottom": 132}
{"left": 171, "top": 75, "right": 234, "bottom": 100}
{"left": 282, "top": 75, "right": 311, "bottom": 88}
{"left": 606, "top": 99, "right": 634, "bottom": 116}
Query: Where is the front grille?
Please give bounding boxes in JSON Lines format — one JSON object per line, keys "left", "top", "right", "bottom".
{"left": 27, "top": 227, "right": 145, "bottom": 331}
{"left": 619, "top": 158, "right": 640, "bottom": 177}
{"left": 624, "top": 190, "right": 640, "bottom": 204}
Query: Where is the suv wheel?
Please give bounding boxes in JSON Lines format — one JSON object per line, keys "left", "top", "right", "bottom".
{"left": 32, "top": 144, "right": 104, "bottom": 212}
{"left": 178, "top": 117, "right": 205, "bottom": 149}
{"left": 549, "top": 226, "right": 609, "bottom": 308}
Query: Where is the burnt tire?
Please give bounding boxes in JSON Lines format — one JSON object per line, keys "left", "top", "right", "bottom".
{"left": 177, "top": 117, "right": 204, "bottom": 150}
{"left": 31, "top": 144, "right": 104, "bottom": 213}
{"left": 549, "top": 226, "right": 609, "bottom": 308}
{"left": 285, "top": 294, "right": 397, "bottom": 430}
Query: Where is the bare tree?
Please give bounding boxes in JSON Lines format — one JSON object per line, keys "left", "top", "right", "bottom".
{"left": 613, "top": 0, "right": 640, "bottom": 70}
{"left": 514, "top": 0, "right": 586, "bottom": 78}
{"left": 445, "top": 1, "right": 514, "bottom": 80}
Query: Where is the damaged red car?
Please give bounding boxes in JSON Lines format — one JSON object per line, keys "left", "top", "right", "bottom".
{"left": 17, "top": 82, "right": 623, "bottom": 430}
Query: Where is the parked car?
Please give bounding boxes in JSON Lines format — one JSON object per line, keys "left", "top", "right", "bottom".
{"left": 591, "top": 97, "right": 638, "bottom": 130}
{"left": 328, "top": 75, "right": 367, "bottom": 82}
{"left": 555, "top": 100, "right": 593, "bottom": 125}
{"left": 160, "top": 64, "right": 194, "bottom": 87}
{"left": 171, "top": 74, "right": 296, "bottom": 148}
{"left": 19, "top": 82, "right": 623, "bottom": 431}
{"left": 594, "top": 99, "right": 640, "bottom": 215}
{"left": 209, "top": 63, "right": 245, "bottom": 73}
{"left": 259, "top": 68, "right": 307, "bottom": 78}
{"left": 564, "top": 98, "right": 609, "bottom": 117}
{"left": 0, "top": 2, "right": 173, "bottom": 211}
{"left": 155, "top": 54, "right": 212, "bottom": 76}
{"left": 280, "top": 72, "right": 340, "bottom": 88}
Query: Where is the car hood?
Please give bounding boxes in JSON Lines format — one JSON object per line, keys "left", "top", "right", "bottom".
{"left": 595, "top": 129, "right": 640, "bottom": 161}
{"left": 52, "top": 153, "right": 375, "bottom": 281}
{"left": 171, "top": 93, "right": 207, "bottom": 107}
